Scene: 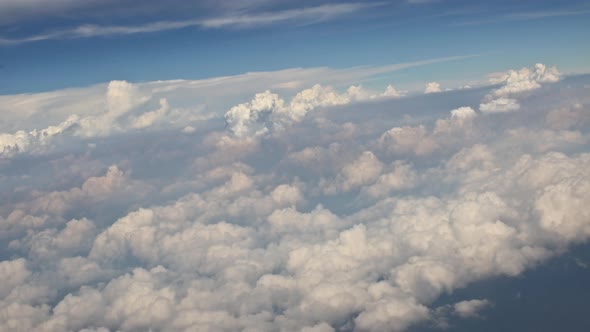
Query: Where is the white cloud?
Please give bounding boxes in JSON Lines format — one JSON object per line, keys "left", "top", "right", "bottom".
{"left": 378, "top": 106, "right": 477, "bottom": 157}
{"left": 200, "top": 3, "right": 376, "bottom": 28}
{"left": 23, "top": 165, "right": 143, "bottom": 216}
{"left": 0, "top": 57, "right": 466, "bottom": 158}
{"left": 424, "top": 82, "right": 442, "bottom": 94}
{"left": 489, "top": 63, "right": 560, "bottom": 97}
{"left": 0, "top": 80, "right": 152, "bottom": 157}
{"left": 0, "top": 259, "right": 30, "bottom": 298}
{"left": 321, "top": 151, "right": 384, "bottom": 194}
{"left": 379, "top": 125, "right": 439, "bottom": 155}
{"left": 0, "top": 3, "right": 376, "bottom": 45}
{"left": 1, "top": 63, "right": 589, "bottom": 331}
{"left": 382, "top": 84, "right": 406, "bottom": 98}
{"left": 224, "top": 84, "right": 408, "bottom": 139}
{"left": 132, "top": 98, "right": 170, "bottom": 129}
{"left": 453, "top": 299, "right": 492, "bottom": 318}
{"left": 476, "top": 63, "right": 561, "bottom": 120}
{"left": 364, "top": 161, "right": 417, "bottom": 198}
{"left": 454, "top": 9, "right": 590, "bottom": 26}
{"left": 0, "top": 115, "right": 79, "bottom": 157}
{"left": 479, "top": 98, "right": 520, "bottom": 113}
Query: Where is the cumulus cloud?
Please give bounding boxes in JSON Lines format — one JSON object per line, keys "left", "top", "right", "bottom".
{"left": 224, "top": 84, "right": 406, "bottom": 138}
{"left": 489, "top": 63, "right": 560, "bottom": 97}
{"left": 453, "top": 299, "right": 492, "bottom": 318}
{"left": 2, "top": 58, "right": 459, "bottom": 159}
{"left": 0, "top": 115, "right": 79, "bottom": 157}
{"left": 378, "top": 106, "right": 477, "bottom": 156}
{"left": 475, "top": 63, "right": 562, "bottom": 118}
{"left": 379, "top": 125, "right": 439, "bottom": 155}
{"left": 545, "top": 103, "right": 590, "bottom": 130}
{"left": 0, "top": 80, "right": 152, "bottom": 157}
{"left": 0, "top": 63, "right": 589, "bottom": 332}
{"left": 424, "top": 81, "right": 441, "bottom": 94}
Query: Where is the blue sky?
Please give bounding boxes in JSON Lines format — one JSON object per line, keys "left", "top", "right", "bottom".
{"left": 1, "top": 0, "right": 589, "bottom": 94}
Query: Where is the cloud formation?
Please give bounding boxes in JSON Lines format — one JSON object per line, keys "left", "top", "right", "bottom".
{"left": 224, "top": 84, "right": 405, "bottom": 138}
{"left": 480, "top": 63, "right": 561, "bottom": 114}
{"left": 424, "top": 82, "right": 442, "bottom": 94}
{"left": 0, "top": 3, "right": 377, "bottom": 45}
{"left": 489, "top": 63, "right": 560, "bottom": 97}
{"left": 0, "top": 56, "right": 466, "bottom": 158}
{"left": 0, "top": 64, "right": 589, "bottom": 331}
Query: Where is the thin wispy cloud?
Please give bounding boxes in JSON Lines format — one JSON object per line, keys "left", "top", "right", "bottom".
{"left": 0, "top": 3, "right": 374, "bottom": 45}
{"left": 452, "top": 8, "right": 590, "bottom": 26}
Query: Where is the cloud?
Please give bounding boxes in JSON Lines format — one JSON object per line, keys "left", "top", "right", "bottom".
{"left": 132, "top": 98, "right": 170, "bottom": 129}
{"left": 424, "top": 82, "right": 441, "bottom": 94}
{"left": 1, "top": 64, "right": 589, "bottom": 331}
{"left": 453, "top": 299, "right": 491, "bottom": 318}
{"left": 378, "top": 106, "right": 477, "bottom": 156}
{"left": 379, "top": 125, "right": 439, "bottom": 155}
{"left": 0, "top": 3, "right": 376, "bottom": 45}
{"left": 0, "top": 80, "right": 153, "bottom": 157}
{"left": 489, "top": 63, "right": 560, "bottom": 97}
{"left": 478, "top": 63, "right": 561, "bottom": 116}
{"left": 479, "top": 98, "right": 520, "bottom": 113}
{"left": 453, "top": 9, "right": 590, "bottom": 26}
{"left": 224, "top": 84, "right": 406, "bottom": 138}
{"left": 199, "top": 3, "right": 377, "bottom": 28}
{"left": 545, "top": 103, "right": 590, "bottom": 130}
{"left": 321, "top": 151, "right": 384, "bottom": 194}
{"left": 0, "top": 56, "right": 467, "bottom": 158}
{"left": 0, "top": 258, "right": 30, "bottom": 298}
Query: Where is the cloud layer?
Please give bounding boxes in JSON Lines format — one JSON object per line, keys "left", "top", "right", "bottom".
{"left": 1, "top": 63, "right": 589, "bottom": 331}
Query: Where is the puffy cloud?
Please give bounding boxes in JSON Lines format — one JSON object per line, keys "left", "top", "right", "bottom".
{"left": 378, "top": 107, "right": 477, "bottom": 157}
{"left": 0, "top": 80, "right": 152, "bottom": 157}
{"left": 73, "top": 80, "right": 151, "bottom": 137}
{"left": 424, "top": 82, "right": 441, "bottom": 94}
{"left": 489, "top": 63, "right": 560, "bottom": 97}
{"left": 25, "top": 165, "right": 144, "bottom": 216}
{"left": 479, "top": 98, "right": 520, "bottom": 113}
{"left": 0, "top": 302, "right": 50, "bottom": 332}
{"left": 224, "top": 84, "right": 407, "bottom": 139}
{"left": 379, "top": 125, "right": 439, "bottom": 156}
{"left": 0, "top": 259, "right": 30, "bottom": 298}
{"left": 476, "top": 63, "right": 560, "bottom": 129}
{"left": 11, "top": 218, "right": 97, "bottom": 260}
{"left": 434, "top": 106, "right": 477, "bottom": 134}
{"left": 453, "top": 299, "right": 492, "bottom": 318}
{"left": 0, "top": 115, "right": 79, "bottom": 157}
{"left": 545, "top": 103, "right": 590, "bottom": 130}
{"left": 536, "top": 175, "right": 590, "bottom": 243}
{"left": 132, "top": 98, "right": 170, "bottom": 129}
{"left": 363, "top": 161, "right": 417, "bottom": 198}
{"left": 224, "top": 90, "right": 286, "bottom": 138}
{"left": 322, "top": 151, "right": 384, "bottom": 194}
{"left": 382, "top": 85, "right": 406, "bottom": 98}
{"left": 1, "top": 63, "right": 589, "bottom": 332}
{"left": 450, "top": 106, "right": 477, "bottom": 119}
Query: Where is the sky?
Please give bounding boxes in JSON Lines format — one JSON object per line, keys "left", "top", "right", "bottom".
{"left": 1, "top": 0, "right": 590, "bottom": 94}
{"left": 1, "top": 1, "right": 590, "bottom": 332}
